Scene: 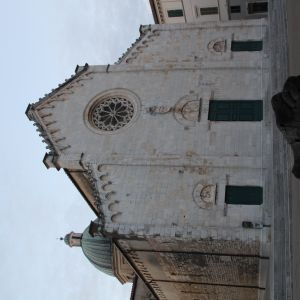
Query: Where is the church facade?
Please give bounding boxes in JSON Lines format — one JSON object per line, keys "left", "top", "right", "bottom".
{"left": 26, "top": 19, "right": 271, "bottom": 300}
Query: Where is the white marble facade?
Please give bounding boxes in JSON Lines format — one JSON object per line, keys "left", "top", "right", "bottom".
{"left": 27, "top": 20, "right": 271, "bottom": 299}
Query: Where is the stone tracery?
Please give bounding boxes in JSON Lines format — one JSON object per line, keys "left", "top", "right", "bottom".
{"left": 90, "top": 97, "right": 135, "bottom": 132}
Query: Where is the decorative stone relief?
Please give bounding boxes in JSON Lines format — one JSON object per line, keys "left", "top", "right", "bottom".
{"left": 193, "top": 183, "right": 216, "bottom": 209}
{"left": 146, "top": 95, "right": 202, "bottom": 127}
{"left": 90, "top": 97, "right": 135, "bottom": 132}
{"left": 81, "top": 162, "right": 123, "bottom": 227}
{"left": 208, "top": 39, "right": 227, "bottom": 55}
{"left": 181, "top": 100, "right": 201, "bottom": 121}
{"left": 30, "top": 111, "right": 71, "bottom": 154}
{"left": 111, "top": 212, "right": 122, "bottom": 223}
{"left": 97, "top": 164, "right": 123, "bottom": 223}
{"left": 174, "top": 95, "right": 202, "bottom": 127}
{"left": 147, "top": 105, "right": 173, "bottom": 115}
{"left": 84, "top": 89, "right": 140, "bottom": 135}
{"left": 84, "top": 163, "right": 103, "bottom": 222}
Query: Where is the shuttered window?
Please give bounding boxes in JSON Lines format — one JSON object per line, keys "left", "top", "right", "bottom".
{"left": 230, "top": 5, "right": 241, "bottom": 13}
{"left": 248, "top": 2, "right": 268, "bottom": 14}
{"left": 231, "top": 41, "right": 263, "bottom": 51}
{"left": 225, "top": 186, "right": 263, "bottom": 205}
{"left": 200, "top": 7, "right": 219, "bottom": 15}
{"left": 167, "top": 9, "right": 184, "bottom": 18}
{"left": 208, "top": 100, "right": 263, "bottom": 121}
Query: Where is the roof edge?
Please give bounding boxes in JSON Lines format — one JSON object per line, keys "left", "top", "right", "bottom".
{"left": 25, "top": 63, "right": 89, "bottom": 117}
{"left": 64, "top": 169, "right": 99, "bottom": 216}
{"left": 130, "top": 275, "right": 138, "bottom": 300}
{"left": 113, "top": 240, "right": 159, "bottom": 300}
{"left": 115, "top": 33, "right": 145, "bottom": 65}
{"left": 25, "top": 63, "right": 90, "bottom": 156}
{"left": 149, "top": 0, "right": 159, "bottom": 24}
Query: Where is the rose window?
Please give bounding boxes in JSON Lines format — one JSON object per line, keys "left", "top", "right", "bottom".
{"left": 90, "top": 97, "right": 135, "bottom": 132}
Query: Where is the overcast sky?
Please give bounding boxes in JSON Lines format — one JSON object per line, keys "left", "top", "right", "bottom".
{"left": 0, "top": 1, "right": 153, "bottom": 299}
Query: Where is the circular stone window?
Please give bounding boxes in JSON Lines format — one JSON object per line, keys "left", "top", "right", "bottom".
{"left": 85, "top": 90, "right": 140, "bottom": 134}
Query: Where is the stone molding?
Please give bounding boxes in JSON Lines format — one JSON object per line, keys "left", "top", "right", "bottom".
{"left": 116, "top": 28, "right": 160, "bottom": 65}
{"left": 112, "top": 244, "right": 135, "bottom": 284}
{"left": 83, "top": 88, "right": 141, "bottom": 135}
{"left": 128, "top": 250, "right": 168, "bottom": 300}
{"left": 151, "top": 0, "right": 165, "bottom": 24}
{"left": 25, "top": 64, "right": 92, "bottom": 155}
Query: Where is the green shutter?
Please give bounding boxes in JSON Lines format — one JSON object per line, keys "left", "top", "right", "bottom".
{"left": 167, "top": 9, "right": 184, "bottom": 18}
{"left": 200, "top": 7, "right": 219, "bottom": 15}
{"left": 225, "top": 186, "right": 263, "bottom": 205}
{"left": 208, "top": 100, "right": 263, "bottom": 121}
{"left": 231, "top": 41, "right": 263, "bottom": 51}
{"left": 230, "top": 6, "right": 241, "bottom": 13}
{"left": 248, "top": 2, "right": 268, "bottom": 14}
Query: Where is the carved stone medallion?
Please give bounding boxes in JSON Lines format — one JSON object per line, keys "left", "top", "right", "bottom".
{"left": 193, "top": 183, "right": 216, "bottom": 209}
{"left": 208, "top": 39, "right": 227, "bottom": 55}
{"left": 174, "top": 96, "right": 202, "bottom": 127}
{"left": 181, "top": 101, "right": 200, "bottom": 121}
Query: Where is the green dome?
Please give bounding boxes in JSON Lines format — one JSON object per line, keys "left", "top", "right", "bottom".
{"left": 64, "top": 233, "right": 71, "bottom": 246}
{"left": 81, "top": 226, "right": 114, "bottom": 276}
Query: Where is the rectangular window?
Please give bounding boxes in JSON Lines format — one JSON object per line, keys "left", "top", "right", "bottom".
{"left": 200, "top": 7, "right": 219, "bottom": 15}
{"left": 231, "top": 40, "right": 263, "bottom": 51}
{"left": 167, "top": 9, "right": 184, "bottom": 18}
{"left": 248, "top": 2, "right": 268, "bottom": 14}
{"left": 225, "top": 186, "right": 263, "bottom": 205}
{"left": 230, "top": 5, "right": 241, "bottom": 13}
{"left": 208, "top": 100, "right": 263, "bottom": 121}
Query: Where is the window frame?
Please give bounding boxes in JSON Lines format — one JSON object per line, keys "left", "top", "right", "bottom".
{"left": 208, "top": 100, "right": 263, "bottom": 121}
{"left": 231, "top": 40, "right": 263, "bottom": 52}
{"left": 225, "top": 185, "right": 263, "bottom": 205}
{"left": 230, "top": 5, "right": 241, "bottom": 13}
{"left": 200, "top": 6, "right": 219, "bottom": 15}
{"left": 248, "top": 2, "right": 268, "bottom": 14}
{"left": 167, "top": 9, "right": 184, "bottom": 18}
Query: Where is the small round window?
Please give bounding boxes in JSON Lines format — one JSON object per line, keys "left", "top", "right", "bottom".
{"left": 85, "top": 90, "right": 139, "bottom": 134}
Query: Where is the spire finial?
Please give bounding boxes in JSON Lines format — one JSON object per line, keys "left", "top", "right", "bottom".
{"left": 63, "top": 232, "right": 82, "bottom": 247}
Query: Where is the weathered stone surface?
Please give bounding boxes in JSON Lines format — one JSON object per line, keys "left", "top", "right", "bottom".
{"left": 27, "top": 20, "right": 271, "bottom": 300}
{"left": 118, "top": 236, "right": 268, "bottom": 300}
{"left": 154, "top": 282, "right": 260, "bottom": 300}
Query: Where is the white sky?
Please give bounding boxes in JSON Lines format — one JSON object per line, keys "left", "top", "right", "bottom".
{"left": 0, "top": 1, "right": 153, "bottom": 299}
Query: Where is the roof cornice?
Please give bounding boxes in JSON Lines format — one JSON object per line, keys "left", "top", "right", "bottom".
{"left": 149, "top": 0, "right": 165, "bottom": 24}
{"left": 115, "top": 29, "right": 147, "bottom": 64}
{"left": 25, "top": 64, "right": 90, "bottom": 155}
{"left": 149, "top": 0, "right": 159, "bottom": 24}
{"left": 26, "top": 63, "right": 89, "bottom": 113}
